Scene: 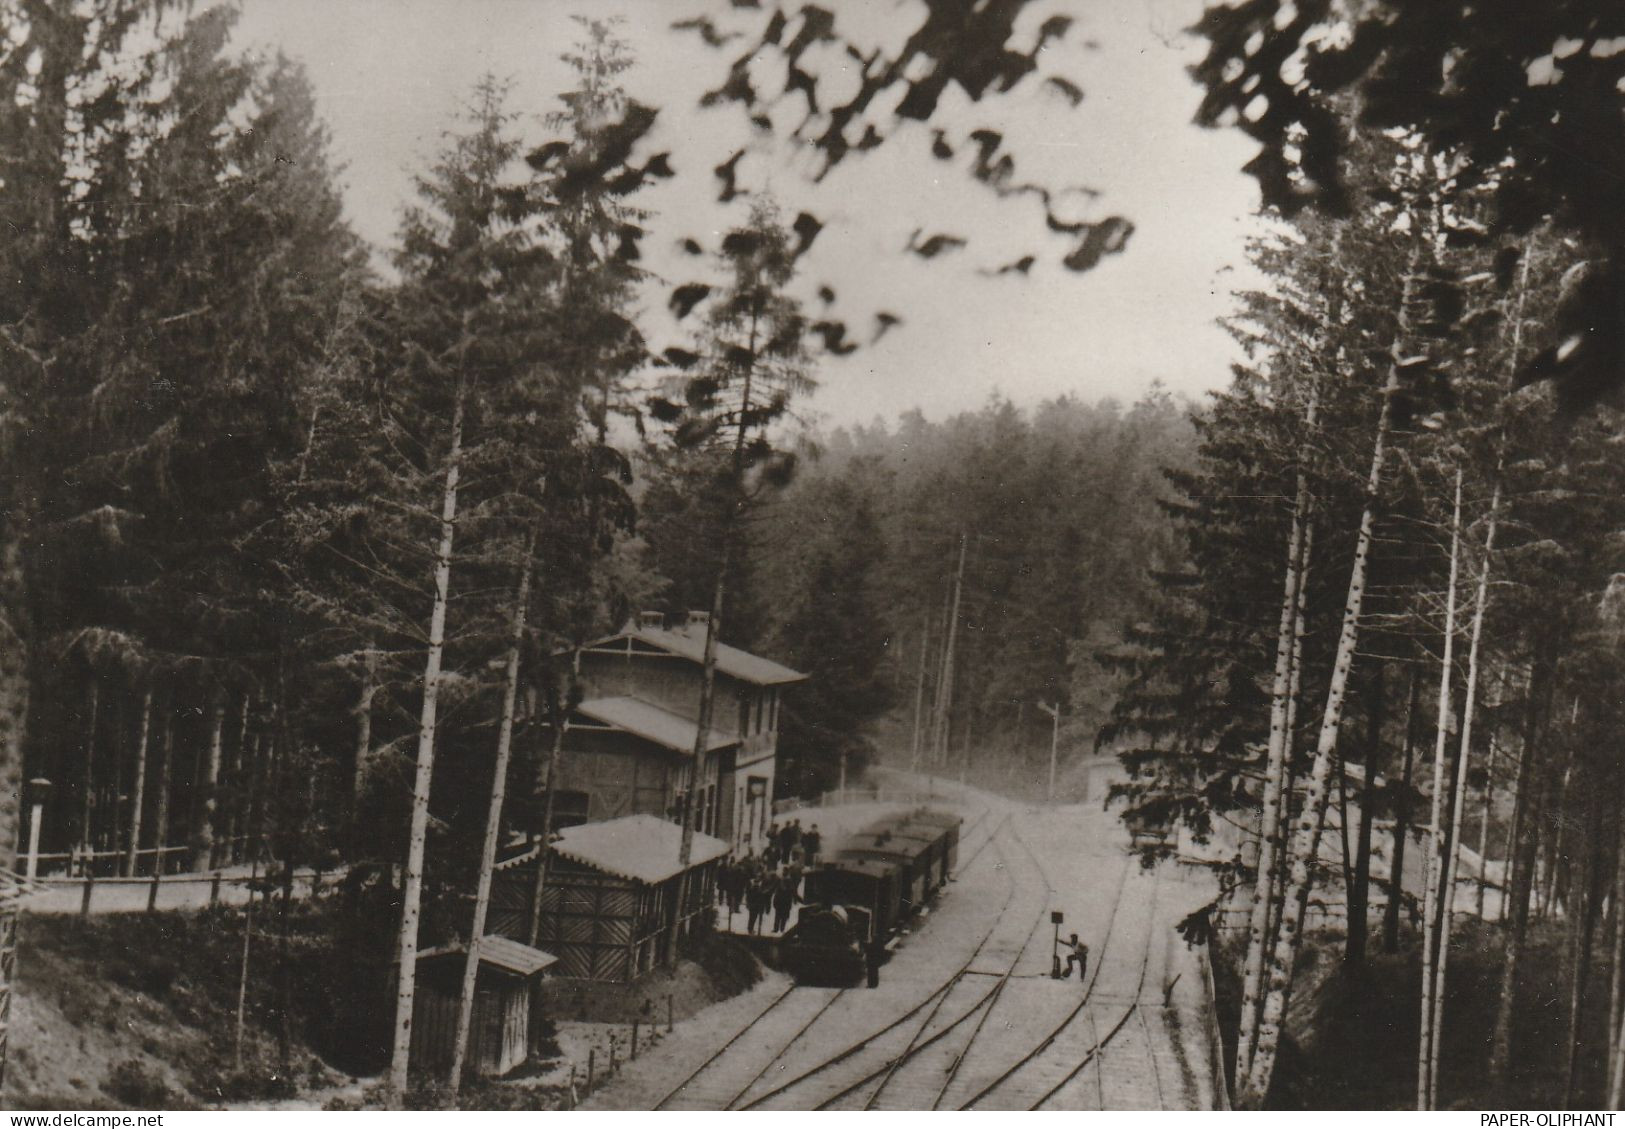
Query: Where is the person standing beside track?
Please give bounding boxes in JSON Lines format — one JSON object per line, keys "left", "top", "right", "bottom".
{"left": 782, "top": 819, "right": 802, "bottom": 859}
{"left": 771, "top": 871, "right": 796, "bottom": 933}
{"left": 1061, "top": 933, "right": 1088, "bottom": 982}
{"left": 745, "top": 873, "right": 767, "bottom": 935}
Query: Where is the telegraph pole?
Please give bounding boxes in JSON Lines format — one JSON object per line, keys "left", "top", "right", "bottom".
{"left": 910, "top": 616, "right": 929, "bottom": 776}
{"left": 936, "top": 533, "right": 968, "bottom": 770}
{"left": 1038, "top": 701, "right": 1061, "bottom": 804}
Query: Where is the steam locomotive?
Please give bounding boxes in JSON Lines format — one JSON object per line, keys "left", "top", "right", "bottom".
{"left": 783, "top": 807, "right": 963, "bottom": 987}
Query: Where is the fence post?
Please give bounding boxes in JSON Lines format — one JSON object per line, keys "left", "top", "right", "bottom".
{"left": 631, "top": 1020, "right": 639, "bottom": 1059}
{"left": 24, "top": 795, "right": 44, "bottom": 881}
{"left": 80, "top": 873, "right": 94, "bottom": 918}
{"left": 609, "top": 1033, "right": 617, "bottom": 1075}
{"left": 147, "top": 870, "right": 161, "bottom": 912}
{"left": 568, "top": 1065, "right": 577, "bottom": 1109}
{"left": 587, "top": 1048, "right": 595, "bottom": 1092}
{"left": 210, "top": 871, "right": 222, "bottom": 907}
{"left": 667, "top": 994, "right": 674, "bottom": 1033}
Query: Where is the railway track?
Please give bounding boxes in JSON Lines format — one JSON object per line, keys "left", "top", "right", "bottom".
{"left": 625, "top": 796, "right": 1195, "bottom": 1113}
{"left": 663, "top": 814, "right": 1165, "bottom": 1113}
{"left": 731, "top": 822, "right": 1029, "bottom": 1110}
{"left": 1022, "top": 869, "right": 1165, "bottom": 1111}
{"left": 869, "top": 826, "right": 1062, "bottom": 1110}
{"left": 954, "top": 847, "right": 1144, "bottom": 1109}
{"left": 651, "top": 809, "right": 1011, "bottom": 1111}
{"left": 802, "top": 824, "right": 1059, "bottom": 1110}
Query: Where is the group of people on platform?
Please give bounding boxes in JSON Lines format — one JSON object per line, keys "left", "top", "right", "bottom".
{"left": 716, "top": 818, "right": 823, "bottom": 936}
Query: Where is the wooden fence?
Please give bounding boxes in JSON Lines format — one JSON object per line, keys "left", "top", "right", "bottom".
{"left": 771, "top": 781, "right": 966, "bottom": 817}
{"left": 23, "top": 826, "right": 334, "bottom": 881}
{"left": 20, "top": 864, "right": 342, "bottom": 916}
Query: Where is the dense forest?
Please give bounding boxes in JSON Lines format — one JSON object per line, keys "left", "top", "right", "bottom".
{"left": 1105, "top": 0, "right": 1625, "bottom": 1110}
{"left": 0, "top": 0, "right": 1186, "bottom": 1104}
{"left": 726, "top": 391, "right": 1192, "bottom": 797}
{"left": 6, "top": 0, "right": 1625, "bottom": 1112}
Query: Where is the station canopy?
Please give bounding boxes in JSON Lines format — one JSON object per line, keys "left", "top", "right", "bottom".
{"left": 551, "top": 814, "right": 730, "bottom": 885}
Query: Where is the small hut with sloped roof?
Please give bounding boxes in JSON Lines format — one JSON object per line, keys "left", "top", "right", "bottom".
{"left": 409, "top": 935, "right": 558, "bottom": 1078}
{"left": 494, "top": 814, "right": 730, "bottom": 982}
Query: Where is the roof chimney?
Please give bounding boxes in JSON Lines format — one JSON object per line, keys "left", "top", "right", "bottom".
{"left": 684, "top": 610, "right": 711, "bottom": 638}
{"left": 638, "top": 610, "right": 665, "bottom": 631}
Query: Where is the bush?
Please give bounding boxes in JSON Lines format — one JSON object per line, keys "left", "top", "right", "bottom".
{"left": 686, "top": 931, "right": 763, "bottom": 996}
{"left": 106, "top": 1059, "right": 177, "bottom": 1108}
{"left": 107, "top": 944, "right": 181, "bottom": 998}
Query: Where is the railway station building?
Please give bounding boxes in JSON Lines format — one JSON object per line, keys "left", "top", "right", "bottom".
{"left": 552, "top": 611, "right": 806, "bottom": 853}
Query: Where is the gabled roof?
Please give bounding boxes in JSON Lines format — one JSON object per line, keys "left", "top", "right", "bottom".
{"left": 579, "top": 625, "right": 807, "bottom": 686}
{"left": 575, "top": 696, "right": 737, "bottom": 754}
{"left": 419, "top": 936, "right": 558, "bottom": 978}
{"left": 552, "top": 814, "right": 730, "bottom": 885}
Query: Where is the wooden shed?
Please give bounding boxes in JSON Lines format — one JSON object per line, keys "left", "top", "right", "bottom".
{"left": 502, "top": 815, "right": 729, "bottom": 982}
{"left": 409, "top": 936, "right": 558, "bottom": 1079}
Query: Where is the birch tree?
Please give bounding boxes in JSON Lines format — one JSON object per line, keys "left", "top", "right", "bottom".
{"left": 1237, "top": 166, "right": 1437, "bottom": 1103}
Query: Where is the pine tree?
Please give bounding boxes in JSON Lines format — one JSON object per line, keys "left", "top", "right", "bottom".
{"left": 645, "top": 198, "right": 813, "bottom": 957}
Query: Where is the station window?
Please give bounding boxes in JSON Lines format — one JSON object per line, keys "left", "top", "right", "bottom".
{"left": 552, "top": 790, "right": 590, "bottom": 830}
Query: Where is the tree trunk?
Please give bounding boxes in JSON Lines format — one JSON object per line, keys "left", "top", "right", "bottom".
{"left": 1608, "top": 786, "right": 1625, "bottom": 1108}
{"left": 668, "top": 555, "right": 729, "bottom": 967}
{"left": 234, "top": 855, "right": 259, "bottom": 1072}
{"left": 272, "top": 656, "right": 297, "bottom": 1075}
{"left": 1337, "top": 753, "right": 1354, "bottom": 896}
{"left": 1267, "top": 520, "right": 1315, "bottom": 960}
{"left": 526, "top": 697, "right": 568, "bottom": 949}
{"left": 353, "top": 650, "right": 377, "bottom": 815}
{"left": 929, "top": 583, "right": 953, "bottom": 769}
{"left": 245, "top": 731, "right": 266, "bottom": 866}
{"left": 388, "top": 373, "right": 468, "bottom": 1102}
{"left": 224, "top": 692, "right": 249, "bottom": 864}
{"left": 79, "top": 676, "right": 99, "bottom": 863}
{"left": 192, "top": 689, "right": 224, "bottom": 872}
{"left": 667, "top": 312, "right": 762, "bottom": 967}
{"left": 1384, "top": 664, "right": 1424, "bottom": 953}
{"left": 910, "top": 616, "right": 929, "bottom": 776}
{"left": 449, "top": 546, "right": 533, "bottom": 1095}
{"left": 352, "top": 651, "right": 377, "bottom": 856}
{"left": 1543, "top": 747, "right": 1575, "bottom": 922}
{"left": 0, "top": 531, "right": 33, "bottom": 1092}
{"left": 1348, "top": 663, "right": 1385, "bottom": 964}
{"left": 152, "top": 696, "right": 175, "bottom": 878}
{"left": 1237, "top": 448, "right": 1313, "bottom": 1084}
{"left": 1238, "top": 303, "right": 1405, "bottom": 1107}
{"left": 1419, "top": 469, "right": 1464, "bottom": 1110}
{"left": 936, "top": 534, "right": 968, "bottom": 769}
{"left": 1478, "top": 731, "right": 1497, "bottom": 920}
{"left": 1490, "top": 647, "right": 1556, "bottom": 1077}
{"left": 1427, "top": 479, "right": 1501, "bottom": 1105}
{"left": 1564, "top": 785, "right": 1604, "bottom": 1107}
{"left": 125, "top": 685, "right": 153, "bottom": 877}
{"left": 108, "top": 692, "right": 124, "bottom": 857}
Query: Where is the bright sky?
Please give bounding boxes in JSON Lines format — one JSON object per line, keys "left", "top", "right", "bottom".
{"left": 231, "top": 0, "right": 1263, "bottom": 428}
